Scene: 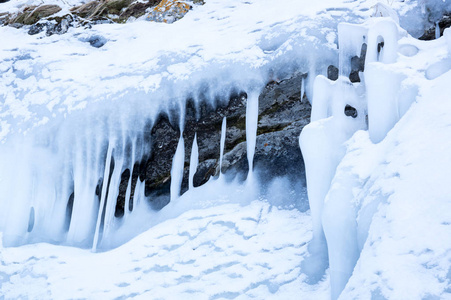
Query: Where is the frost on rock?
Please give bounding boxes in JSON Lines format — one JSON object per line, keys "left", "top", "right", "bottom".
{"left": 301, "top": 6, "right": 451, "bottom": 300}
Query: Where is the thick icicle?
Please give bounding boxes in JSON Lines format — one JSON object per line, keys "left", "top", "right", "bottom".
{"left": 189, "top": 133, "right": 199, "bottom": 190}
{"left": 219, "top": 117, "right": 227, "bottom": 174}
{"left": 170, "top": 134, "right": 185, "bottom": 202}
{"left": 436, "top": 21, "right": 441, "bottom": 39}
{"left": 365, "top": 18, "right": 400, "bottom": 143}
{"left": 245, "top": 92, "right": 259, "bottom": 178}
{"left": 92, "top": 144, "right": 113, "bottom": 252}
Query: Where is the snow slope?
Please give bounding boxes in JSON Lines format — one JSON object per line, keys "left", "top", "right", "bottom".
{"left": 339, "top": 66, "right": 451, "bottom": 300}
{"left": 0, "top": 179, "right": 329, "bottom": 299}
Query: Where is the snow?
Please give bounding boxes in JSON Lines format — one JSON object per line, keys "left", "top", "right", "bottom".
{"left": 0, "top": 0, "right": 367, "bottom": 248}
{"left": 0, "top": 179, "right": 329, "bottom": 299}
{"left": 299, "top": 8, "right": 451, "bottom": 300}
{"left": 339, "top": 69, "right": 451, "bottom": 299}
{"left": 1, "top": 0, "right": 451, "bottom": 299}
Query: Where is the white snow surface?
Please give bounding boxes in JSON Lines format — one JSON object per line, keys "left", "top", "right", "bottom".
{"left": 0, "top": 179, "right": 329, "bottom": 299}
{"left": 0, "top": 0, "right": 420, "bottom": 141}
{"left": 338, "top": 68, "right": 451, "bottom": 300}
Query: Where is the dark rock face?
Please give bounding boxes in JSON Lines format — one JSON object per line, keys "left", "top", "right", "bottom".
{"left": 223, "top": 73, "right": 311, "bottom": 183}
{"left": 327, "top": 65, "right": 339, "bottom": 81}
{"left": 2, "top": 0, "right": 205, "bottom": 34}
{"left": 344, "top": 104, "right": 358, "bottom": 118}
{"left": 349, "top": 43, "right": 366, "bottom": 83}
{"left": 115, "top": 71, "right": 312, "bottom": 215}
{"left": 419, "top": 13, "right": 451, "bottom": 40}
{"left": 28, "top": 14, "right": 75, "bottom": 36}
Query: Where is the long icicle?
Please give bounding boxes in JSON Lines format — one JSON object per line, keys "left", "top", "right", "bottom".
{"left": 92, "top": 144, "right": 113, "bottom": 252}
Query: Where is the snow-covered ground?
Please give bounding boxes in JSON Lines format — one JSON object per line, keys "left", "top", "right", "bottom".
{"left": 0, "top": 179, "right": 329, "bottom": 299}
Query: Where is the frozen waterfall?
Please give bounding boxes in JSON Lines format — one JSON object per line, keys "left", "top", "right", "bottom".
{"left": 300, "top": 7, "right": 429, "bottom": 299}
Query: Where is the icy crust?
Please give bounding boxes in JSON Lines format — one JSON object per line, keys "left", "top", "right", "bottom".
{"left": 0, "top": 182, "right": 329, "bottom": 299}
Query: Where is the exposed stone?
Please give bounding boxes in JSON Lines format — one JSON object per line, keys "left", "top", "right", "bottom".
{"left": 146, "top": 0, "right": 191, "bottom": 23}
{"left": 2, "top": 0, "right": 205, "bottom": 35}
{"left": 419, "top": 13, "right": 451, "bottom": 40}
{"left": 118, "top": 0, "right": 161, "bottom": 22}
{"left": 327, "top": 65, "right": 338, "bottom": 81}
{"left": 349, "top": 43, "right": 366, "bottom": 83}
{"left": 144, "top": 113, "right": 180, "bottom": 210}
{"left": 28, "top": 14, "right": 75, "bottom": 36}
{"left": 23, "top": 5, "right": 62, "bottom": 25}
{"left": 7, "top": 5, "right": 62, "bottom": 26}
{"left": 221, "top": 73, "right": 311, "bottom": 181}
{"left": 344, "top": 104, "right": 358, "bottom": 118}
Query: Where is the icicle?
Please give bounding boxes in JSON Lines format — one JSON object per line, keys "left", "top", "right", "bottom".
{"left": 101, "top": 154, "right": 124, "bottom": 246}
{"left": 300, "top": 77, "right": 305, "bottom": 103}
{"left": 338, "top": 23, "right": 368, "bottom": 78}
{"left": 170, "top": 134, "right": 185, "bottom": 202}
{"left": 124, "top": 138, "right": 136, "bottom": 217}
{"left": 436, "top": 21, "right": 441, "bottom": 39}
{"left": 92, "top": 144, "right": 113, "bottom": 252}
{"left": 219, "top": 117, "right": 227, "bottom": 174}
{"left": 246, "top": 92, "right": 259, "bottom": 178}
{"left": 189, "top": 133, "right": 199, "bottom": 190}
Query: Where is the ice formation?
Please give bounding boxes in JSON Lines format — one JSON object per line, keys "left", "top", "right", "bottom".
{"left": 300, "top": 5, "right": 451, "bottom": 300}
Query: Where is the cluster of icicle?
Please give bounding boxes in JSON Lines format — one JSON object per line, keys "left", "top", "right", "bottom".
{"left": 299, "top": 3, "right": 447, "bottom": 299}
{"left": 0, "top": 83, "right": 260, "bottom": 251}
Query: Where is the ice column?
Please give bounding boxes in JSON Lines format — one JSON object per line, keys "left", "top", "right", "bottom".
{"left": 300, "top": 75, "right": 366, "bottom": 286}
{"left": 170, "top": 135, "right": 185, "bottom": 202}
{"left": 219, "top": 117, "right": 227, "bottom": 174}
{"left": 246, "top": 92, "right": 259, "bottom": 180}
{"left": 365, "top": 18, "right": 400, "bottom": 143}
{"left": 189, "top": 133, "right": 199, "bottom": 190}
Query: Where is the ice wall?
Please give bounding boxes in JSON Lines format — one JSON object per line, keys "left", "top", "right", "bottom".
{"left": 300, "top": 9, "right": 430, "bottom": 299}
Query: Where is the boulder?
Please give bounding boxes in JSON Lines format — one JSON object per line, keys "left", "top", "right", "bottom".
{"left": 146, "top": 0, "right": 191, "bottom": 24}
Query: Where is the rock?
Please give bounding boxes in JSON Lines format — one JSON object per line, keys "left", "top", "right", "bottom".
{"left": 24, "top": 5, "right": 62, "bottom": 25}
{"left": 70, "top": 0, "right": 135, "bottom": 21}
{"left": 349, "top": 43, "right": 366, "bottom": 83}
{"left": 28, "top": 14, "right": 75, "bottom": 36}
{"left": 133, "top": 72, "right": 311, "bottom": 214}
{"left": 144, "top": 113, "right": 181, "bottom": 210}
{"left": 0, "top": 12, "right": 9, "bottom": 25}
{"left": 8, "top": 5, "right": 62, "bottom": 26}
{"left": 327, "top": 65, "right": 338, "bottom": 81}
{"left": 3, "top": 0, "right": 203, "bottom": 35}
{"left": 419, "top": 13, "right": 451, "bottom": 40}
{"left": 344, "top": 104, "right": 358, "bottom": 118}
{"left": 221, "top": 73, "right": 311, "bottom": 182}
{"left": 146, "top": 0, "right": 191, "bottom": 23}
{"left": 118, "top": 0, "right": 161, "bottom": 22}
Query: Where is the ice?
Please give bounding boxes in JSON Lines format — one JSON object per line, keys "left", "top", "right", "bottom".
{"left": 189, "top": 133, "right": 199, "bottom": 190}
{"left": 246, "top": 91, "right": 260, "bottom": 179}
{"left": 300, "top": 75, "right": 366, "bottom": 285}
{"left": 1, "top": 0, "right": 451, "bottom": 299}
{"left": 300, "top": 5, "right": 451, "bottom": 299}
{"left": 219, "top": 117, "right": 227, "bottom": 174}
{"left": 365, "top": 18, "right": 403, "bottom": 143}
{"left": 170, "top": 135, "right": 185, "bottom": 202}
{"left": 92, "top": 143, "right": 113, "bottom": 252}
{"left": 0, "top": 0, "right": 362, "bottom": 247}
